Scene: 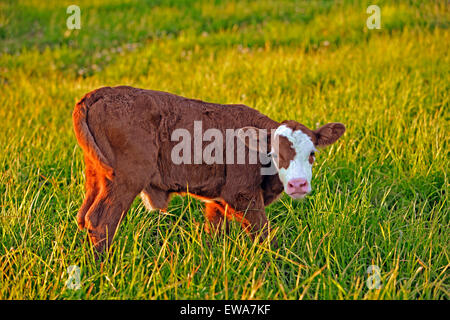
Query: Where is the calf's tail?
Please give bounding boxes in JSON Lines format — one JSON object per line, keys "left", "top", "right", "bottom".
{"left": 72, "top": 92, "right": 114, "bottom": 179}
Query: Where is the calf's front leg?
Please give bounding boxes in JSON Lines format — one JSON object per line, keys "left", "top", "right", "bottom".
{"left": 221, "top": 192, "right": 278, "bottom": 248}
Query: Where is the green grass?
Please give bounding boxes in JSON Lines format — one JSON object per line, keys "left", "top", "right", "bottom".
{"left": 0, "top": 0, "right": 448, "bottom": 299}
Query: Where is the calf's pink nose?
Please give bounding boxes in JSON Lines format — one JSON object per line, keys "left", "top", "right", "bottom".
{"left": 286, "top": 178, "right": 309, "bottom": 194}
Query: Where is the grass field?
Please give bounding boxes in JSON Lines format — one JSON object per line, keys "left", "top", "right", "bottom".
{"left": 0, "top": 0, "right": 448, "bottom": 299}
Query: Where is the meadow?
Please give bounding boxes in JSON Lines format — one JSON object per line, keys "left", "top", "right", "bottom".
{"left": 0, "top": 0, "right": 448, "bottom": 299}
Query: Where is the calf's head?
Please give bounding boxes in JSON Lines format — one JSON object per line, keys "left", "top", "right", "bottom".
{"left": 271, "top": 121, "right": 345, "bottom": 198}
{"left": 238, "top": 120, "right": 345, "bottom": 199}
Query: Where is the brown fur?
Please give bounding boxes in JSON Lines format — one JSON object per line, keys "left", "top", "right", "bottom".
{"left": 272, "top": 135, "right": 296, "bottom": 169}
{"left": 73, "top": 86, "right": 344, "bottom": 253}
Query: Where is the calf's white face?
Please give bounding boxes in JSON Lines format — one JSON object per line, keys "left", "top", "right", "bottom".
{"left": 236, "top": 120, "right": 345, "bottom": 200}
{"left": 271, "top": 121, "right": 346, "bottom": 199}
{"left": 272, "top": 125, "right": 316, "bottom": 199}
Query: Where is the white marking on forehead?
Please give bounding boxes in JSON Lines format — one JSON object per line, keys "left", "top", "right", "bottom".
{"left": 272, "top": 124, "right": 316, "bottom": 192}
{"left": 273, "top": 125, "right": 316, "bottom": 154}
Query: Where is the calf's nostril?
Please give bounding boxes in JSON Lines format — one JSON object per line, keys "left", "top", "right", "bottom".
{"left": 287, "top": 178, "right": 308, "bottom": 192}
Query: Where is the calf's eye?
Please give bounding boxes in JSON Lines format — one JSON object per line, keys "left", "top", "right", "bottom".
{"left": 308, "top": 152, "right": 315, "bottom": 164}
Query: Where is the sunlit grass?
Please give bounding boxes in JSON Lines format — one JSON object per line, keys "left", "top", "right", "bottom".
{"left": 0, "top": 0, "right": 448, "bottom": 299}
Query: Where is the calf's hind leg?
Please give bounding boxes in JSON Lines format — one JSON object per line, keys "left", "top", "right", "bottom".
{"left": 77, "top": 156, "right": 100, "bottom": 229}
{"left": 83, "top": 176, "right": 142, "bottom": 253}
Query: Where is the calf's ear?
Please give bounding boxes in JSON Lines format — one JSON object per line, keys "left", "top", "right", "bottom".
{"left": 236, "top": 126, "right": 269, "bottom": 153}
{"left": 314, "top": 123, "right": 346, "bottom": 147}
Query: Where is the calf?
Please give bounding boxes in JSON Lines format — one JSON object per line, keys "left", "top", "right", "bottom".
{"left": 73, "top": 86, "right": 345, "bottom": 252}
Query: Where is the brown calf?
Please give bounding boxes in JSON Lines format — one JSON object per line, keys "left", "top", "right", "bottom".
{"left": 73, "top": 86, "right": 345, "bottom": 253}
